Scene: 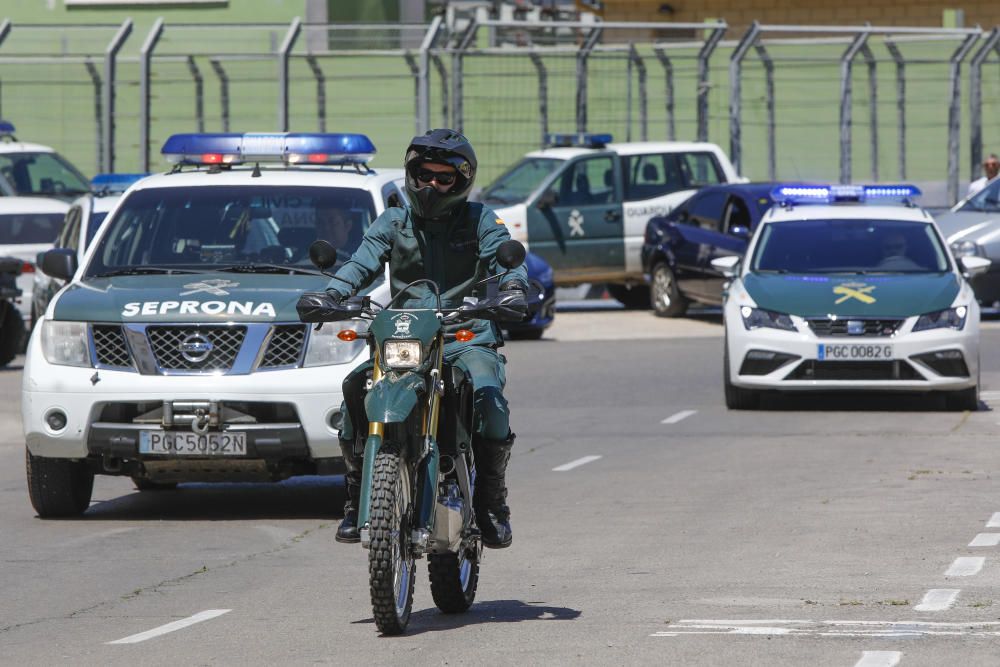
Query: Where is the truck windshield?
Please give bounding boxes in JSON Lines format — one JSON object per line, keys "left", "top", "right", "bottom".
{"left": 0, "top": 212, "right": 64, "bottom": 244}
{"left": 0, "top": 152, "right": 90, "bottom": 197}
{"left": 480, "top": 158, "right": 562, "bottom": 205}
{"left": 85, "top": 185, "right": 376, "bottom": 277}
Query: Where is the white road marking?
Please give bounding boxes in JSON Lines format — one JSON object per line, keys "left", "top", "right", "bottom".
{"left": 651, "top": 618, "right": 1000, "bottom": 638}
{"left": 854, "top": 651, "right": 902, "bottom": 667}
{"left": 914, "top": 589, "right": 960, "bottom": 611}
{"left": 552, "top": 455, "right": 602, "bottom": 472}
{"left": 945, "top": 557, "right": 985, "bottom": 576}
{"left": 106, "top": 609, "right": 231, "bottom": 644}
{"left": 987, "top": 512, "right": 1000, "bottom": 528}
{"left": 969, "top": 533, "right": 1000, "bottom": 547}
{"left": 661, "top": 409, "right": 697, "bottom": 425}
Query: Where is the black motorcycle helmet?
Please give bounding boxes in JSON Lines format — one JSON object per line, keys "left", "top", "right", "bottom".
{"left": 403, "top": 128, "right": 477, "bottom": 221}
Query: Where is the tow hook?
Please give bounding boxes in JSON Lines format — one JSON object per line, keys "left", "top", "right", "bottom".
{"left": 191, "top": 410, "right": 210, "bottom": 435}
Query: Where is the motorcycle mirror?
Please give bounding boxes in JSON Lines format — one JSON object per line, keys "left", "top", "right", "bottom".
{"left": 496, "top": 240, "right": 526, "bottom": 270}
{"left": 309, "top": 240, "right": 339, "bottom": 271}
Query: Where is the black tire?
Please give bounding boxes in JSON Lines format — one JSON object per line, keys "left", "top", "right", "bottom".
{"left": 723, "top": 342, "right": 759, "bottom": 410}
{"left": 0, "top": 305, "right": 24, "bottom": 366}
{"left": 368, "top": 449, "right": 415, "bottom": 635}
{"left": 25, "top": 448, "right": 94, "bottom": 518}
{"left": 428, "top": 548, "right": 480, "bottom": 614}
{"left": 945, "top": 385, "right": 979, "bottom": 412}
{"left": 131, "top": 477, "right": 178, "bottom": 491}
{"left": 649, "top": 262, "right": 688, "bottom": 318}
{"left": 607, "top": 284, "right": 650, "bottom": 310}
{"left": 506, "top": 327, "right": 545, "bottom": 341}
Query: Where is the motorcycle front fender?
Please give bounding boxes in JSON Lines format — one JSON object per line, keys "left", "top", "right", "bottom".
{"left": 363, "top": 372, "right": 426, "bottom": 424}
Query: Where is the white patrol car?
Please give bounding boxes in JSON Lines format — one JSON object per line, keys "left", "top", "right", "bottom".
{"left": 0, "top": 121, "right": 91, "bottom": 202}
{"left": 716, "top": 185, "right": 989, "bottom": 411}
{"left": 479, "top": 133, "right": 744, "bottom": 307}
{"left": 24, "top": 132, "right": 401, "bottom": 517}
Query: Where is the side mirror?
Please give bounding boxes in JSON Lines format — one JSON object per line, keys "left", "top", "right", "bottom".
{"left": 536, "top": 190, "right": 558, "bottom": 209}
{"left": 710, "top": 255, "right": 741, "bottom": 278}
{"left": 959, "top": 255, "right": 991, "bottom": 277}
{"left": 40, "top": 248, "right": 77, "bottom": 281}
{"left": 728, "top": 225, "right": 751, "bottom": 239}
{"left": 496, "top": 240, "right": 526, "bottom": 270}
{"left": 308, "top": 240, "right": 339, "bottom": 271}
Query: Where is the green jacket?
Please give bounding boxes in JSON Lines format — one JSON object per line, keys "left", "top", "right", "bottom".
{"left": 328, "top": 202, "right": 528, "bottom": 346}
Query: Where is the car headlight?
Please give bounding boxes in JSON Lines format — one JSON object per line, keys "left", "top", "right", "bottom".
{"left": 41, "top": 321, "right": 90, "bottom": 367}
{"left": 950, "top": 240, "right": 982, "bottom": 258}
{"left": 303, "top": 321, "right": 367, "bottom": 367}
{"left": 913, "top": 306, "right": 968, "bottom": 332}
{"left": 740, "top": 305, "right": 796, "bottom": 331}
{"left": 383, "top": 340, "right": 422, "bottom": 369}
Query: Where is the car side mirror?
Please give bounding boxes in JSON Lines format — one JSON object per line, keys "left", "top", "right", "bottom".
{"left": 536, "top": 191, "right": 557, "bottom": 209}
{"left": 308, "top": 240, "right": 339, "bottom": 271}
{"left": 710, "top": 255, "right": 741, "bottom": 278}
{"left": 40, "top": 248, "right": 77, "bottom": 281}
{"left": 959, "top": 255, "right": 990, "bottom": 277}
{"left": 729, "top": 225, "right": 751, "bottom": 239}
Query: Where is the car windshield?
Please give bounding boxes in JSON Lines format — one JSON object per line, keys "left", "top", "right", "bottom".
{"left": 750, "top": 218, "right": 950, "bottom": 274}
{"left": 959, "top": 179, "right": 1000, "bottom": 212}
{"left": 0, "top": 212, "right": 64, "bottom": 244}
{"left": 480, "top": 158, "right": 562, "bottom": 205}
{"left": 84, "top": 212, "right": 108, "bottom": 249}
{"left": 0, "top": 152, "right": 90, "bottom": 197}
{"left": 85, "top": 185, "right": 375, "bottom": 277}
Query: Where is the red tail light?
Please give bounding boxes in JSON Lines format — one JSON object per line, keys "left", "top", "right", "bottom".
{"left": 21, "top": 261, "right": 34, "bottom": 273}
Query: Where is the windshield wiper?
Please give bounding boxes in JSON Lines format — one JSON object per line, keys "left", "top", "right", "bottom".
{"left": 90, "top": 266, "right": 203, "bottom": 278}
{"left": 213, "top": 263, "right": 325, "bottom": 276}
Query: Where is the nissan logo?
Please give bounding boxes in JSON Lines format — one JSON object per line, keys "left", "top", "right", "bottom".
{"left": 179, "top": 333, "right": 213, "bottom": 363}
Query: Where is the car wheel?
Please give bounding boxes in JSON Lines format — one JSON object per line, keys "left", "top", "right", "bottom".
{"left": 132, "top": 477, "right": 179, "bottom": 491}
{"left": 650, "top": 262, "right": 688, "bottom": 318}
{"left": 723, "top": 340, "right": 759, "bottom": 410}
{"left": 607, "top": 284, "right": 650, "bottom": 310}
{"left": 945, "top": 386, "right": 979, "bottom": 412}
{"left": 25, "top": 448, "right": 94, "bottom": 518}
{"left": 0, "top": 304, "right": 24, "bottom": 366}
{"left": 506, "top": 328, "right": 545, "bottom": 341}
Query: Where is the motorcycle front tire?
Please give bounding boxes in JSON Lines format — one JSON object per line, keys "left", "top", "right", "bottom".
{"left": 368, "top": 448, "right": 415, "bottom": 635}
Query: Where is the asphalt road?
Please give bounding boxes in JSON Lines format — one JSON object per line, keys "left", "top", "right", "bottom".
{"left": 3, "top": 312, "right": 1000, "bottom": 665}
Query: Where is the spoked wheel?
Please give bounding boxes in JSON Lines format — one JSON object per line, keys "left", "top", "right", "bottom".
{"left": 428, "top": 543, "right": 480, "bottom": 613}
{"left": 368, "top": 449, "right": 415, "bottom": 635}
{"left": 650, "top": 262, "right": 688, "bottom": 317}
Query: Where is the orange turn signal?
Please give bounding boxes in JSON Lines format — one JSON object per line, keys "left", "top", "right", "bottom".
{"left": 454, "top": 329, "right": 475, "bottom": 342}
{"left": 337, "top": 330, "right": 358, "bottom": 342}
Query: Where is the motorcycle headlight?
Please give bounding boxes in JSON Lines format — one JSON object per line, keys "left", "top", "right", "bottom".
{"left": 739, "top": 305, "right": 796, "bottom": 332}
{"left": 41, "top": 321, "right": 90, "bottom": 367}
{"left": 303, "top": 321, "right": 367, "bottom": 367}
{"left": 913, "top": 306, "right": 968, "bottom": 332}
{"left": 383, "top": 340, "right": 422, "bottom": 369}
{"left": 950, "top": 240, "right": 982, "bottom": 258}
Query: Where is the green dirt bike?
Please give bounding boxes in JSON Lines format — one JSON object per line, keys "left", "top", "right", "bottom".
{"left": 296, "top": 239, "right": 528, "bottom": 635}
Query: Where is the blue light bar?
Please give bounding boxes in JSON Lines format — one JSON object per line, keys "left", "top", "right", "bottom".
{"left": 91, "top": 172, "right": 150, "bottom": 193}
{"left": 771, "top": 184, "right": 922, "bottom": 205}
{"left": 544, "top": 132, "right": 613, "bottom": 149}
{"left": 160, "top": 132, "right": 376, "bottom": 166}
{"left": 0, "top": 120, "right": 15, "bottom": 136}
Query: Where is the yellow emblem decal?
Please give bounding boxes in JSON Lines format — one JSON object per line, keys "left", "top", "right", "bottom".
{"left": 495, "top": 218, "right": 505, "bottom": 225}
{"left": 833, "top": 281, "right": 876, "bottom": 305}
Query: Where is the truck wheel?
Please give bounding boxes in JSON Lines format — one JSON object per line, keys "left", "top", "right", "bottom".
{"left": 0, "top": 306, "right": 24, "bottom": 366}
{"left": 607, "top": 284, "right": 650, "bottom": 309}
{"left": 945, "top": 386, "right": 979, "bottom": 412}
{"left": 26, "top": 448, "right": 94, "bottom": 518}
{"left": 650, "top": 262, "right": 689, "bottom": 317}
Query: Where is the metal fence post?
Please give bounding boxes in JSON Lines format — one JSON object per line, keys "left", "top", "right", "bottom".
{"left": 210, "top": 59, "right": 230, "bottom": 132}
{"left": 947, "top": 33, "right": 980, "bottom": 204}
{"left": 306, "top": 55, "right": 326, "bottom": 132}
{"left": 885, "top": 40, "right": 907, "bottom": 179}
{"left": 859, "top": 43, "right": 878, "bottom": 182}
{"left": 403, "top": 52, "right": 419, "bottom": 134}
{"left": 84, "top": 59, "right": 103, "bottom": 174}
{"left": 431, "top": 52, "right": 449, "bottom": 128}
{"left": 0, "top": 19, "right": 10, "bottom": 117}
{"left": 628, "top": 45, "right": 647, "bottom": 141}
{"left": 103, "top": 19, "right": 132, "bottom": 173}
{"left": 529, "top": 52, "right": 548, "bottom": 148}
{"left": 452, "top": 19, "right": 478, "bottom": 133}
{"left": 186, "top": 56, "right": 205, "bottom": 133}
{"left": 969, "top": 28, "right": 1000, "bottom": 185}
{"left": 729, "top": 21, "right": 760, "bottom": 175}
{"left": 278, "top": 17, "right": 302, "bottom": 131}
{"left": 139, "top": 18, "right": 164, "bottom": 173}
{"left": 416, "top": 15, "right": 442, "bottom": 135}
{"left": 839, "top": 30, "right": 869, "bottom": 185}
{"left": 653, "top": 47, "right": 675, "bottom": 140}
{"left": 753, "top": 43, "right": 776, "bottom": 180}
{"left": 697, "top": 25, "right": 726, "bottom": 143}
{"left": 575, "top": 26, "right": 602, "bottom": 134}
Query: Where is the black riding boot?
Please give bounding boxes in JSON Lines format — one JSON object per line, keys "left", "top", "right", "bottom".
{"left": 336, "top": 439, "right": 362, "bottom": 544}
{"left": 473, "top": 433, "right": 514, "bottom": 549}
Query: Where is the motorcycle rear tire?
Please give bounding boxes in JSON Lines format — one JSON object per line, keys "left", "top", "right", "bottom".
{"left": 368, "top": 449, "right": 415, "bottom": 635}
{"left": 428, "top": 548, "right": 479, "bottom": 613}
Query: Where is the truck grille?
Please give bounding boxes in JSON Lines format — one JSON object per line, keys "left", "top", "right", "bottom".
{"left": 259, "top": 325, "right": 306, "bottom": 368}
{"left": 807, "top": 318, "right": 903, "bottom": 337}
{"left": 146, "top": 325, "right": 246, "bottom": 371}
{"left": 92, "top": 324, "right": 133, "bottom": 368}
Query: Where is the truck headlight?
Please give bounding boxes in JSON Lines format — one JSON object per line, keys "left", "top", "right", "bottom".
{"left": 740, "top": 305, "right": 796, "bottom": 331}
{"left": 41, "top": 321, "right": 90, "bottom": 367}
{"left": 913, "top": 306, "right": 968, "bottom": 332}
{"left": 383, "top": 340, "right": 421, "bottom": 369}
{"left": 303, "top": 321, "right": 367, "bottom": 367}
{"left": 950, "top": 240, "right": 982, "bottom": 258}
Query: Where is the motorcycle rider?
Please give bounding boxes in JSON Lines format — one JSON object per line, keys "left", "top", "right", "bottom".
{"left": 325, "top": 129, "right": 528, "bottom": 549}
